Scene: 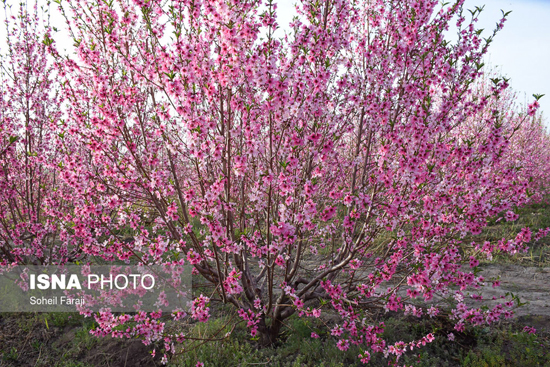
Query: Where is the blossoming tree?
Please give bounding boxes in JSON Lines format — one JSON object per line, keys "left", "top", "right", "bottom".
{"left": 1, "top": 0, "right": 549, "bottom": 363}
{"left": 0, "top": 3, "right": 82, "bottom": 265}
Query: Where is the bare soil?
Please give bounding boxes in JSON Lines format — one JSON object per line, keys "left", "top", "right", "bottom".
{"left": 0, "top": 314, "right": 162, "bottom": 367}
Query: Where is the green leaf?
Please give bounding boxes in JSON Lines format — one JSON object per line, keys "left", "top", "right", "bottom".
{"left": 42, "top": 34, "right": 54, "bottom": 46}
{"left": 164, "top": 72, "right": 176, "bottom": 81}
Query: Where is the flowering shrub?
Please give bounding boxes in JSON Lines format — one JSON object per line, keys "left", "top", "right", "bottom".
{"left": 1, "top": 0, "right": 549, "bottom": 364}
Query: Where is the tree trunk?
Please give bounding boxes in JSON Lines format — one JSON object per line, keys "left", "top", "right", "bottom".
{"left": 257, "top": 315, "right": 283, "bottom": 347}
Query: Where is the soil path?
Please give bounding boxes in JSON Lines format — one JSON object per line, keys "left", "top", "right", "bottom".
{"left": 475, "top": 264, "right": 550, "bottom": 316}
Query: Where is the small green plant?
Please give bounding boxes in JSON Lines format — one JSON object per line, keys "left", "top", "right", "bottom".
{"left": 31, "top": 339, "right": 43, "bottom": 350}
{"left": 1, "top": 347, "right": 18, "bottom": 362}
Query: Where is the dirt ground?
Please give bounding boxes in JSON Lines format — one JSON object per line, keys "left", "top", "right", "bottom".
{"left": 0, "top": 315, "right": 162, "bottom": 367}
{"left": 476, "top": 264, "right": 550, "bottom": 318}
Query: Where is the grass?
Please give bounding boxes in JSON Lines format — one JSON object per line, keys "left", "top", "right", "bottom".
{"left": 2, "top": 289, "right": 549, "bottom": 367}
{"left": 469, "top": 199, "right": 550, "bottom": 267}
{"left": 168, "top": 313, "right": 550, "bottom": 367}
{"left": 170, "top": 315, "right": 365, "bottom": 367}
{"left": 461, "top": 326, "right": 550, "bottom": 367}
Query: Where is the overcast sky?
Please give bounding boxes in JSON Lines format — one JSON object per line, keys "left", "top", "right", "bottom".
{"left": 2, "top": 0, "right": 549, "bottom": 123}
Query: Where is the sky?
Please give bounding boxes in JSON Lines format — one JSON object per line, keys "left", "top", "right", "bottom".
{"left": 460, "top": 0, "right": 550, "bottom": 123}
{"left": 1, "top": 0, "right": 549, "bottom": 122}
